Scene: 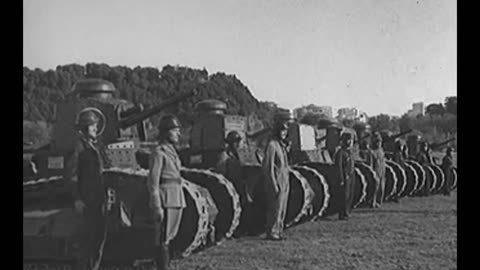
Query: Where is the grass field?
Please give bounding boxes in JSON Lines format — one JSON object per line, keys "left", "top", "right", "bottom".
{"left": 171, "top": 191, "right": 457, "bottom": 270}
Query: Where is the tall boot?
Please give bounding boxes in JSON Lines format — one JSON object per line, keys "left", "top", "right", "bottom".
{"left": 155, "top": 244, "right": 170, "bottom": 270}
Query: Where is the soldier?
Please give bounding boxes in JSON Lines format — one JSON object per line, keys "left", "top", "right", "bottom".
{"left": 370, "top": 132, "right": 386, "bottom": 208}
{"left": 359, "top": 140, "right": 373, "bottom": 164}
{"left": 391, "top": 140, "right": 407, "bottom": 203}
{"left": 216, "top": 131, "right": 247, "bottom": 202}
{"left": 65, "top": 110, "right": 107, "bottom": 270}
{"left": 262, "top": 111, "right": 292, "bottom": 241}
{"left": 416, "top": 141, "right": 433, "bottom": 196}
{"left": 334, "top": 132, "right": 356, "bottom": 220}
{"left": 147, "top": 114, "right": 187, "bottom": 270}
{"left": 441, "top": 147, "right": 455, "bottom": 196}
{"left": 215, "top": 130, "right": 252, "bottom": 236}
{"left": 392, "top": 140, "right": 406, "bottom": 167}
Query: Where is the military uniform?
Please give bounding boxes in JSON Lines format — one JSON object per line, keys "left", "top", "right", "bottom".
{"left": 441, "top": 150, "right": 454, "bottom": 196}
{"left": 334, "top": 144, "right": 355, "bottom": 219}
{"left": 371, "top": 147, "right": 386, "bottom": 207}
{"left": 216, "top": 149, "right": 248, "bottom": 202}
{"left": 262, "top": 139, "right": 290, "bottom": 239}
{"left": 148, "top": 143, "right": 186, "bottom": 246}
{"left": 65, "top": 127, "right": 107, "bottom": 270}
{"left": 416, "top": 146, "right": 433, "bottom": 196}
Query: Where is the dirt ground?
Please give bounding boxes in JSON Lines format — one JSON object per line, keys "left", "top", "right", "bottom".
{"left": 171, "top": 191, "right": 457, "bottom": 270}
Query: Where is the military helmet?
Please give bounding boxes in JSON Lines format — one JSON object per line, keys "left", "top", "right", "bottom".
{"left": 76, "top": 110, "right": 100, "bottom": 129}
{"left": 158, "top": 114, "right": 181, "bottom": 132}
{"left": 226, "top": 130, "right": 242, "bottom": 144}
{"left": 72, "top": 78, "right": 116, "bottom": 99}
{"left": 340, "top": 132, "right": 353, "bottom": 141}
{"left": 273, "top": 110, "right": 293, "bottom": 130}
{"left": 359, "top": 140, "right": 369, "bottom": 149}
{"left": 372, "top": 131, "right": 382, "bottom": 141}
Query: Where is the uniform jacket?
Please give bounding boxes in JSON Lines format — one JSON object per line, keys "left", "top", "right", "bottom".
{"left": 393, "top": 151, "right": 406, "bottom": 167}
{"left": 359, "top": 149, "right": 373, "bottom": 165}
{"left": 262, "top": 139, "right": 290, "bottom": 194}
{"left": 442, "top": 154, "right": 454, "bottom": 178}
{"left": 370, "top": 147, "right": 386, "bottom": 182}
{"left": 416, "top": 151, "right": 433, "bottom": 166}
{"left": 147, "top": 142, "right": 186, "bottom": 210}
{"left": 216, "top": 149, "right": 243, "bottom": 184}
{"left": 334, "top": 147, "right": 355, "bottom": 185}
{"left": 65, "top": 135, "right": 106, "bottom": 207}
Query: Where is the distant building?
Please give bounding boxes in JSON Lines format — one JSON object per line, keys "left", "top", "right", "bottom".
{"left": 337, "top": 107, "right": 359, "bottom": 120}
{"left": 293, "top": 104, "right": 333, "bottom": 119}
{"left": 406, "top": 102, "right": 424, "bottom": 117}
{"left": 336, "top": 107, "right": 368, "bottom": 123}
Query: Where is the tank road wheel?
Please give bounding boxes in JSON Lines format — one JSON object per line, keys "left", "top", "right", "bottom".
{"left": 292, "top": 165, "right": 331, "bottom": 221}
{"left": 171, "top": 179, "right": 210, "bottom": 258}
{"left": 451, "top": 167, "right": 457, "bottom": 191}
{"left": 384, "top": 164, "right": 398, "bottom": 202}
{"left": 385, "top": 160, "right": 407, "bottom": 200}
{"left": 423, "top": 165, "right": 437, "bottom": 195}
{"left": 180, "top": 168, "right": 241, "bottom": 242}
{"left": 353, "top": 168, "right": 368, "bottom": 208}
{"left": 354, "top": 162, "right": 379, "bottom": 208}
{"left": 399, "top": 163, "right": 418, "bottom": 198}
{"left": 101, "top": 168, "right": 210, "bottom": 259}
{"left": 297, "top": 163, "right": 339, "bottom": 217}
{"left": 429, "top": 165, "right": 445, "bottom": 194}
{"left": 285, "top": 168, "right": 315, "bottom": 228}
{"left": 406, "top": 160, "right": 425, "bottom": 196}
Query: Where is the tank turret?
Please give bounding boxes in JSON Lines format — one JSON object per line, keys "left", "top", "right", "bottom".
{"left": 27, "top": 78, "right": 198, "bottom": 179}
{"left": 71, "top": 78, "right": 116, "bottom": 99}
{"left": 429, "top": 137, "right": 456, "bottom": 150}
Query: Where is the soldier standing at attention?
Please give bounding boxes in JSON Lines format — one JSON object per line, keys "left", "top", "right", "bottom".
{"left": 65, "top": 110, "right": 107, "bottom": 270}
{"left": 391, "top": 140, "right": 407, "bottom": 203}
{"left": 359, "top": 140, "right": 373, "bottom": 165}
{"left": 262, "top": 111, "right": 292, "bottom": 241}
{"left": 334, "top": 132, "right": 356, "bottom": 220}
{"left": 441, "top": 147, "right": 455, "bottom": 196}
{"left": 148, "top": 114, "right": 187, "bottom": 270}
{"left": 215, "top": 130, "right": 252, "bottom": 236}
{"left": 371, "top": 132, "right": 386, "bottom": 208}
{"left": 416, "top": 141, "right": 434, "bottom": 196}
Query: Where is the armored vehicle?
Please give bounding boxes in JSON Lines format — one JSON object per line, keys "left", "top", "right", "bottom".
{"left": 23, "top": 78, "right": 226, "bottom": 269}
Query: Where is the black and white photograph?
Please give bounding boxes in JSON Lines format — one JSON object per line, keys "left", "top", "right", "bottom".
{"left": 23, "top": 0, "right": 457, "bottom": 269}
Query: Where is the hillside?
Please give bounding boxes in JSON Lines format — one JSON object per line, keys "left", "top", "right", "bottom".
{"left": 23, "top": 63, "right": 281, "bottom": 145}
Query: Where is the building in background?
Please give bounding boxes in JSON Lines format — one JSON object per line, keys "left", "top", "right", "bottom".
{"left": 337, "top": 107, "right": 359, "bottom": 120}
{"left": 336, "top": 107, "right": 368, "bottom": 123}
{"left": 293, "top": 104, "right": 333, "bottom": 119}
{"left": 406, "top": 102, "right": 424, "bottom": 118}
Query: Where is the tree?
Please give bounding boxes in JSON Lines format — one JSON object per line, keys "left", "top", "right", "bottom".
{"left": 367, "top": 114, "right": 397, "bottom": 132}
{"left": 444, "top": 96, "right": 457, "bottom": 115}
{"left": 425, "top": 103, "right": 445, "bottom": 117}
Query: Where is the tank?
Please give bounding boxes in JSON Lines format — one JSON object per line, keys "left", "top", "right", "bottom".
{"left": 178, "top": 100, "right": 334, "bottom": 234}
{"left": 23, "top": 78, "right": 226, "bottom": 268}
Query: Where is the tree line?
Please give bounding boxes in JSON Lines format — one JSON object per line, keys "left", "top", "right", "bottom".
{"left": 23, "top": 63, "right": 280, "bottom": 146}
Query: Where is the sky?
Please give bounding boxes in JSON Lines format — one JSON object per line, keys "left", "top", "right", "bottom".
{"left": 23, "top": 0, "right": 456, "bottom": 117}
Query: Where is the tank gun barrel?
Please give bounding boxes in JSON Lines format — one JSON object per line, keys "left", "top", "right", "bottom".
{"left": 388, "top": 129, "right": 413, "bottom": 141}
{"left": 429, "top": 137, "right": 456, "bottom": 150}
{"left": 246, "top": 126, "right": 272, "bottom": 140}
{"left": 358, "top": 133, "right": 371, "bottom": 142}
{"left": 119, "top": 88, "right": 198, "bottom": 129}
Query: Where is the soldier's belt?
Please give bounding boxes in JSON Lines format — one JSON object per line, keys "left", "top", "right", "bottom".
{"left": 160, "top": 177, "right": 182, "bottom": 185}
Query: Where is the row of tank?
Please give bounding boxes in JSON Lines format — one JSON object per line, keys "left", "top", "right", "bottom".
{"left": 23, "top": 79, "right": 456, "bottom": 269}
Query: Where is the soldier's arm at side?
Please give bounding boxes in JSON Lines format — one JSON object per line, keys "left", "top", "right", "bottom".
{"left": 64, "top": 142, "right": 82, "bottom": 202}
{"left": 335, "top": 151, "right": 345, "bottom": 185}
{"left": 215, "top": 152, "right": 228, "bottom": 175}
{"left": 263, "top": 142, "right": 280, "bottom": 194}
{"left": 148, "top": 149, "right": 164, "bottom": 212}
